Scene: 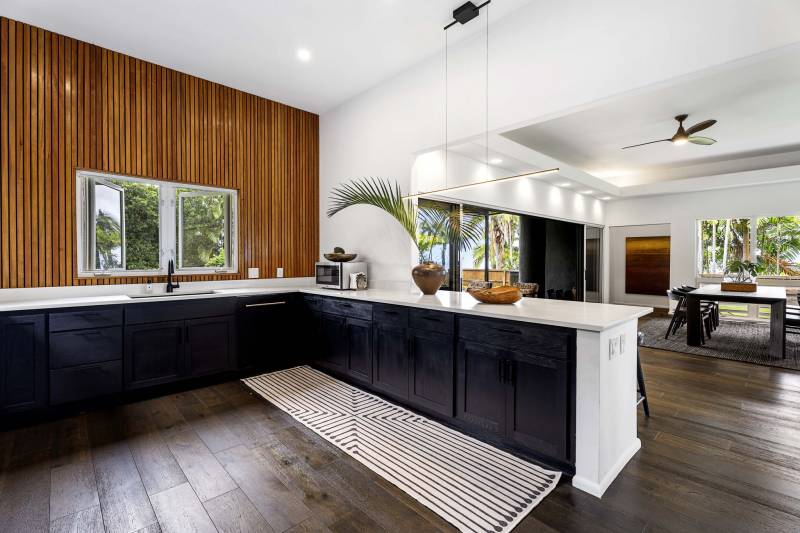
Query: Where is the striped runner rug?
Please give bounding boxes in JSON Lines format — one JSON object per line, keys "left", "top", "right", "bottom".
{"left": 242, "top": 366, "right": 561, "bottom": 533}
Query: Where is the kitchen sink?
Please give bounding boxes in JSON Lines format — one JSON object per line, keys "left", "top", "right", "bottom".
{"left": 127, "top": 290, "right": 217, "bottom": 299}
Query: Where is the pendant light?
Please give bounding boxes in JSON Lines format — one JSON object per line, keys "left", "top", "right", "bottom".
{"left": 403, "top": 1, "right": 558, "bottom": 200}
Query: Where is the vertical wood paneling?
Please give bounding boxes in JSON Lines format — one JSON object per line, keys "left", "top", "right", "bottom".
{"left": 0, "top": 17, "right": 319, "bottom": 288}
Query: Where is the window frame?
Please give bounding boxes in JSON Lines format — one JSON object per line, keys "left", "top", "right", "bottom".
{"left": 175, "top": 188, "right": 235, "bottom": 274}
{"left": 76, "top": 170, "right": 238, "bottom": 278}
{"left": 695, "top": 214, "right": 800, "bottom": 281}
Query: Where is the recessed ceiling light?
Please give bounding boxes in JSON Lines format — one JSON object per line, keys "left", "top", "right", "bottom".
{"left": 579, "top": 189, "right": 594, "bottom": 195}
{"left": 296, "top": 48, "right": 312, "bottom": 62}
{"left": 558, "top": 182, "right": 571, "bottom": 187}
{"left": 600, "top": 196, "right": 612, "bottom": 201}
{"left": 489, "top": 158, "right": 503, "bottom": 164}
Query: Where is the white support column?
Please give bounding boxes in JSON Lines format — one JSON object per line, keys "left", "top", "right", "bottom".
{"left": 572, "top": 319, "right": 641, "bottom": 497}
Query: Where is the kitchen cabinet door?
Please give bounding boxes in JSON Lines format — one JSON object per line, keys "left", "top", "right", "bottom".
{"left": 372, "top": 322, "right": 409, "bottom": 400}
{"left": 318, "top": 313, "right": 348, "bottom": 374}
{"left": 455, "top": 340, "right": 507, "bottom": 437}
{"left": 186, "top": 316, "right": 235, "bottom": 377}
{"left": 124, "top": 320, "right": 186, "bottom": 389}
{"left": 408, "top": 328, "right": 454, "bottom": 417}
{"left": 0, "top": 314, "right": 46, "bottom": 413}
{"left": 345, "top": 317, "right": 372, "bottom": 385}
{"left": 507, "top": 352, "right": 571, "bottom": 462}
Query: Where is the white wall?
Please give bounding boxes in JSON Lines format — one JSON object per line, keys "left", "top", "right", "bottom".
{"left": 608, "top": 224, "right": 671, "bottom": 308}
{"left": 320, "top": 0, "right": 800, "bottom": 288}
{"left": 606, "top": 180, "right": 800, "bottom": 305}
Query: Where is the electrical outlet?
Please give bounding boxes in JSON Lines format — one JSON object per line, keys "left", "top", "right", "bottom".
{"left": 619, "top": 333, "right": 626, "bottom": 355}
{"left": 609, "top": 337, "right": 620, "bottom": 359}
{"left": 247, "top": 267, "right": 259, "bottom": 279}
{"left": 276, "top": 267, "right": 284, "bottom": 278}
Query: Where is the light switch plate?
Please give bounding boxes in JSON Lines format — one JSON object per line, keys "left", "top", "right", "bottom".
{"left": 276, "top": 267, "right": 284, "bottom": 278}
{"left": 609, "top": 337, "right": 620, "bottom": 359}
{"left": 247, "top": 267, "right": 259, "bottom": 279}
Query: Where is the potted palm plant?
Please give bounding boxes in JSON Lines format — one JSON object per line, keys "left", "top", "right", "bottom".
{"left": 327, "top": 178, "right": 483, "bottom": 294}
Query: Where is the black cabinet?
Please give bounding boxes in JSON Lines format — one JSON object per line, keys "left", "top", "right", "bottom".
{"left": 315, "top": 298, "right": 373, "bottom": 385}
{"left": 0, "top": 314, "right": 46, "bottom": 413}
{"left": 372, "top": 321, "right": 409, "bottom": 400}
{"left": 345, "top": 317, "right": 372, "bottom": 385}
{"left": 124, "top": 320, "right": 186, "bottom": 389}
{"left": 455, "top": 336, "right": 572, "bottom": 464}
{"left": 186, "top": 316, "right": 235, "bottom": 377}
{"left": 507, "top": 352, "right": 570, "bottom": 461}
{"left": 456, "top": 340, "right": 507, "bottom": 436}
{"left": 319, "top": 313, "right": 348, "bottom": 373}
{"left": 123, "top": 298, "right": 237, "bottom": 390}
{"left": 408, "top": 327, "right": 454, "bottom": 417}
{"left": 237, "top": 295, "right": 295, "bottom": 372}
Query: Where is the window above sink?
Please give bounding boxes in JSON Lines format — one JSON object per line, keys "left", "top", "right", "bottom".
{"left": 76, "top": 170, "right": 238, "bottom": 278}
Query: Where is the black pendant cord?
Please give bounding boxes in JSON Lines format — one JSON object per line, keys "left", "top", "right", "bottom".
{"left": 485, "top": 1, "right": 489, "bottom": 181}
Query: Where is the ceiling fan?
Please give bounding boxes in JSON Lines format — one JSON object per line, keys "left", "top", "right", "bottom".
{"left": 621, "top": 114, "right": 717, "bottom": 150}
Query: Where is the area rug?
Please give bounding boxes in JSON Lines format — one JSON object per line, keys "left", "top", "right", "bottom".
{"left": 638, "top": 315, "right": 800, "bottom": 370}
{"left": 243, "top": 366, "right": 560, "bottom": 533}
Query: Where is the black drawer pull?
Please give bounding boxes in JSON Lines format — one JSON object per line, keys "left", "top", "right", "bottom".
{"left": 383, "top": 310, "right": 399, "bottom": 315}
{"left": 496, "top": 327, "right": 521, "bottom": 335}
{"left": 340, "top": 303, "right": 352, "bottom": 307}
{"left": 422, "top": 316, "right": 441, "bottom": 322}
{"left": 75, "top": 330, "right": 102, "bottom": 337}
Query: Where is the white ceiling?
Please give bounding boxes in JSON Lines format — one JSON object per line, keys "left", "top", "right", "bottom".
{"left": 500, "top": 44, "right": 800, "bottom": 188}
{"left": 0, "top": 0, "right": 533, "bottom": 114}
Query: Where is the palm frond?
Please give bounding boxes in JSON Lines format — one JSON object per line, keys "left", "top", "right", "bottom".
{"left": 327, "top": 177, "right": 418, "bottom": 244}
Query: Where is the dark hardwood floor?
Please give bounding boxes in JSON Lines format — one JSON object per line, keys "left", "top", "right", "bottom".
{"left": 2, "top": 347, "right": 800, "bottom": 532}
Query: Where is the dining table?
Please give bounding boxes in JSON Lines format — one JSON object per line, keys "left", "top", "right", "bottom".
{"left": 685, "top": 284, "right": 787, "bottom": 358}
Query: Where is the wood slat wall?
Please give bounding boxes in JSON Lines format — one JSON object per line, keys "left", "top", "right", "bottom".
{"left": 0, "top": 17, "right": 319, "bottom": 288}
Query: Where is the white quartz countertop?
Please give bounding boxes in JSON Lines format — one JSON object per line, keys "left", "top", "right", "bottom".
{"left": 0, "top": 286, "right": 652, "bottom": 332}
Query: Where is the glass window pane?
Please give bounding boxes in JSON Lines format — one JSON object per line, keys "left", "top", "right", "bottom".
{"left": 757, "top": 216, "right": 800, "bottom": 276}
{"left": 416, "top": 199, "right": 453, "bottom": 289}
{"left": 94, "top": 182, "right": 123, "bottom": 270}
{"left": 460, "top": 211, "right": 486, "bottom": 291}
{"left": 178, "top": 191, "right": 229, "bottom": 269}
{"left": 114, "top": 179, "right": 160, "bottom": 270}
{"left": 487, "top": 213, "right": 520, "bottom": 286}
{"left": 697, "top": 218, "right": 751, "bottom": 275}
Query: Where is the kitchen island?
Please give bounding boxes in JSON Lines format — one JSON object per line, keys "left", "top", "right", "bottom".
{"left": 0, "top": 285, "right": 651, "bottom": 498}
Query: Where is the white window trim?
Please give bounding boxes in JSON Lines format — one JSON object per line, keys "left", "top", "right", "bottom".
{"left": 695, "top": 214, "right": 800, "bottom": 282}
{"left": 76, "top": 170, "right": 238, "bottom": 278}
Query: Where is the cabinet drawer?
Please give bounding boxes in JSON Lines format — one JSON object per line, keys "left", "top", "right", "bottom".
{"left": 49, "top": 327, "right": 122, "bottom": 369}
{"left": 50, "top": 361, "right": 122, "bottom": 405}
{"left": 49, "top": 307, "right": 122, "bottom": 332}
{"left": 322, "top": 298, "right": 372, "bottom": 320}
{"left": 409, "top": 308, "right": 454, "bottom": 333}
{"left": 125, "top": 297, "right": 236, "bottom": 325}
{"left": 458, "top": 316, "right": 573, "bottom": 360}
{"left": 373, "top": 304, "right": 408, "bottom": 327}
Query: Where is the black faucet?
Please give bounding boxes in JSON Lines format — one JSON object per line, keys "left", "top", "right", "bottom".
{"left": 166, "top": 259, "right": 180, "bottom": 293}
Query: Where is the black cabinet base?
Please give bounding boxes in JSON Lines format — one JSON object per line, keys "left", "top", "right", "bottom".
{"left": 309, "top": 363, "right": 575, "bottom": 476}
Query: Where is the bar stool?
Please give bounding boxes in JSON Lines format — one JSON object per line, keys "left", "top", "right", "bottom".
{"left": 637, "top": 331, "right": 650, "bottom": 417}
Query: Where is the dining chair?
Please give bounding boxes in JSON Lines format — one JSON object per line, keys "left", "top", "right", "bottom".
{"left": 666, "top": 288, "right": 713, "bottom": 342}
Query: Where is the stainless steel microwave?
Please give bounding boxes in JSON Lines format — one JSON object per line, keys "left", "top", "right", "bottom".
{"left": 315, "top": 261, "right": 367, "bottom": 290}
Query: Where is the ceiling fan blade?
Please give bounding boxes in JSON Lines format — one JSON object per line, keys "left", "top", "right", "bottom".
{"left": 688, "top": 136, "right": 716, "bottom": 145}
{"left": 685, "top": 119, "right": 716, "bottom": 135}
{"left": 621, "top": 139, "right": 671, "bottom": 150}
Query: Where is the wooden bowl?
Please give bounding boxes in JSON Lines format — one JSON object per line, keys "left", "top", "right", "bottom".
{"left": 467, "top": 286, "right": 522, "bottom": 304}
{"left": 323, "top": 253, "right": 358, "bottom": 262}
